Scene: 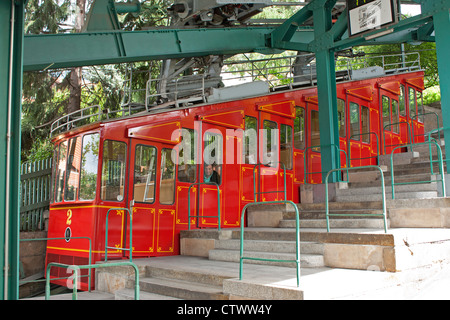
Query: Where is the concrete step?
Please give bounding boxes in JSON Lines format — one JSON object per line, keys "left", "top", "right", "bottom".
{"left": 208, "top": 248, "right": 324, "bottom": 268}
{"left": 115, "top": 288, "right": 180, "bottom": 300}
{"left": 281, "top": 218, "right": 386, "bottom": 229}
{"left": 297, "top": 200, "right": 383, "bottom": 211}
{"left": 214, "top": 239, "right": 323, "bottom": 254}
{"left": 348, "top": 173, "right": 436, "bottom": 187}
{"left": 138, "top": 276, "right": 228, "bottom": 300}
{"left": 336, "top": 182, "right": 438, "bottom": 196}
{"left": 335, "top": 190, "right": 438, "bottom": 202}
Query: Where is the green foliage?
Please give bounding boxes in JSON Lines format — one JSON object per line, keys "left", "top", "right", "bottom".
{"left": 24, "top": 0, "right": 71, "bottom": 34}
{"left": 24, "top": 137, "right": 54, "bottom": 163}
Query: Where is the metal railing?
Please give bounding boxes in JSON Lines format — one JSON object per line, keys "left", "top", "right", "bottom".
{"left": 253, "top": 162, "right": 287, "bottom": 202}
{"left": 304, "top": 143, "right": 349, "bottom": 184}
{"left": 49, "top": 52, "right": 422, "bottom": 134}
{"left": 239, "top": 200, "right": 300, "bottom": 287}
{"left": 338, "top": 52, "right": 421, "bottom": 76}
{"left": 45, "top": 261, "right": 140, "bottom": 300}
{"left": 188, "top": 182, "right": 221, "bottom": 231}
{"left": 105, "top": 208, "right": 133, "bottom": 262}
{"left": 19, "top": 236, "right": 93, "bottom": 289}
{"left": 349, "top": 132, "right": 380, "bottom": 165}
{"left": 383, "top": 121, "right": 414, "bottom": 154}
{"left": 239, "top": 161, "right": 301, "bottom": 287}
{"left": 390, "top": 141, "right": 446, "bottom": 199}
{"left": 412, "top": 112, "right": 441, "bottom": 144}
{"left": 325, "top": 166, "right": 388, "bottom": 233}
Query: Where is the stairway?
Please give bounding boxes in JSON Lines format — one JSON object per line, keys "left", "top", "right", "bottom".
{"left": 92, "top": 142, "right": 450, "bottom": 300}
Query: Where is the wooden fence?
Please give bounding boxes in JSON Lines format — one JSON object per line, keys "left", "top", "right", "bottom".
{"left": 20, "top": 158, "right": 52, "bottom": 231}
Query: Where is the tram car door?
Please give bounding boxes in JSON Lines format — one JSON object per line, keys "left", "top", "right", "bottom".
{"left": 379, "top": 81, "right": 403, "bottom": 154}
{"left": 257, "top": 101, "right": 295, "bottom": 201}
{"left": 197, "top": 110, "right": 245, "bottom": 228}
{"left": 304, "top": 96, "right": 322, "bottom": 184}
{"left": 406, "top": 78, "right": 425, "bottom": 143}
{"left": 127, "top": 122, "right": 179, "bottom": 257}
{"left": 345, "top": 86, "right": 373, "bottom": 167}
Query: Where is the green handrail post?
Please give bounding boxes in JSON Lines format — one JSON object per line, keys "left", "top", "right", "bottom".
{"left": 325, "top": 166, "right": 388, "bottom": 233}
{"left": 304, "top": 143, "right": 348, "bottom": 184}
{"left": 239, "top": 200, "right": 300, "bottom": 287}
{"left": 349, "top": 132, "right": 380, "bottom": 165}
{"left": 105, "top": 208, "right": 133, "bottom": 262}
{"left": 188, "top": 182, "right": 221, "bottom": 231}
{"left": 390, "top": 140, "right": 446, "bottom": 200}
{"left": 45, "top": 261, "right": 140, "bottom": 300}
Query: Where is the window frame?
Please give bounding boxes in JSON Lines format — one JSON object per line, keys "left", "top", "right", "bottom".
{"left": 159, "top": 147, "right": 176, "bottom": 205}
{"left": 133, "top": 144, "right": 157, "bottom": 204}
{"left": 100, "top": 139, "right": 127, "bottom": 202}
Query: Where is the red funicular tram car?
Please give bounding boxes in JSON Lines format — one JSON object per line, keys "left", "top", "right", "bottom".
{"left": 46, "top": 53, "right": 426, "bottom": 290}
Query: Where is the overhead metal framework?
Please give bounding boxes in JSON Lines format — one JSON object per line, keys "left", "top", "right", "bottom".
{"left": 1, "top": 0, "right": 450, "bottom": 300}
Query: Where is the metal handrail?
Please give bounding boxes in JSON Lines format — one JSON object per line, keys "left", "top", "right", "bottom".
{"left": 383, "top": 121, "right": 413, "bottom": 153}
{"left": 239, "top": 200, "right": 300, "bottom": 287}
{"left": 105, "top": 208, "right": 133, "bottom": 262}
{"left": 19, "top": 237, "right": 93, "bottom": 290}
{"left": 188, "top": 182, "right": 221, "bottom": 231}
{"left": 412, "top": 112, "right": 441, "bottom": 144}
{"left": 390, "top": 141, "right": 446, "bottom": 199}
{"left": 304, "top": 143, "right": 349, "bottom": 184}
{"left": 45, "top": 261, "right": 140, "bottom": 300}
{"left": 325, "top": 166, "right": 388, "bottom": 233}
{"left": 349, "top": 131, "right": 380, "bottom": 165}
{"left": 252, "top": 162, "right": 287, "bottom": 202}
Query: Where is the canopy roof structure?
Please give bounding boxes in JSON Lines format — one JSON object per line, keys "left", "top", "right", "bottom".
{"left": 1, "top": 0, "right": 450, "bottom": 300}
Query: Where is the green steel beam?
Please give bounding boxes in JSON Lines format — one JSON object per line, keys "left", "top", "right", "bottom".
{"left": 23, "top": 27, "right": 314, "bottom": 71}
{"left": 0, "top": 0, "right": 24, "bottom": 301}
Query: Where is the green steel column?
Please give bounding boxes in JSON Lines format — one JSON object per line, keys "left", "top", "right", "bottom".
{"left": 433, "top": 8, "right": 450, "bottom": 173}
{"left": 312, "top": 0, "right": 340, "bottom": 182}
{"left": 0, "top": 0, "right": 24, "bottom": 300}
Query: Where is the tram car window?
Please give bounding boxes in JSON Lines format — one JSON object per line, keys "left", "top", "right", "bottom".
{"left": 361, "top": 106, "right": 370, "bottom": 143}
{"left": 101, "top": 140, "right": 127, "bottom": 201}
{"left": 294, "top": 107, "right": 305, "bottom": 150}
{"left": 399, "top": 85, "right": 406, "bottom": 117}
{"left": 280, "top": 124, "right": 293, "bottom": 169}
{"left": 382, "top": 96, "right": 391, "bottom": 130}
{"left": 55, "top": 140, "right": 68, "bottom": 202}
{"left": 263, "top": 120, "right": 278, "bottom": 167}
{"left": 409, "top": 87, "right": 416, "bottom": 119}
{"left": 160, "top": 148, "right": 176, "bottom": 204}
{"left": 338, "top": 99, "right": 346, "bottom": 138}
{"left": 177, "top": 128, "right": 197, "bottom": 183}
{"left": 64, "top": 137, "right": 82, "bottom": 201}
{"left": 350, "top": 102, "right": 360, "bottom": 140}
{"left": 392, "top": 100, "right": 399, "bottom": 133}
{"left": 244, "top": 116, "right": 258, "bottom": 164}
{"left": 133, "top": 145, "right": 157, "bottom": 203}
{"left": 203, "top": 132, "right": 223, "bottom": 185}
{"left": 79, "top": 133, "right": 99, "bottom": 201}
{"left": 310, "top": 110, "right": 320, "bottom": 146}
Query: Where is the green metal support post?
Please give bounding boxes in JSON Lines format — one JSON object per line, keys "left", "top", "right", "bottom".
{"left": 0, "top": 0, "right": 25, "bottom": 300}
{"left": 311, "top": 0, "right": 341, "bottom": 182}
{"left": 433, "top": 6, "right": 450, "bottom": 173}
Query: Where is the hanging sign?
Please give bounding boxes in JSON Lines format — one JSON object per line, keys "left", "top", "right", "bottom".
{"left": 347, "top": 0, "right": 398, "bottom": 37}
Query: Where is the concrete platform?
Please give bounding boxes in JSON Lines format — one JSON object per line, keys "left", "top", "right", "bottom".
{"left": 28, "top": 255, "right": 450, "bottom": 300}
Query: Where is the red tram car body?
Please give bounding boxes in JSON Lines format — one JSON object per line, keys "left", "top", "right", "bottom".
{"left": 46, "top": 70, "right": 425, "bottom": 290}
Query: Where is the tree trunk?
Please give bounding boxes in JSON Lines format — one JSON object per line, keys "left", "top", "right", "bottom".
{"left": 66, "top": 0, "right": 86, "bottom": 114}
